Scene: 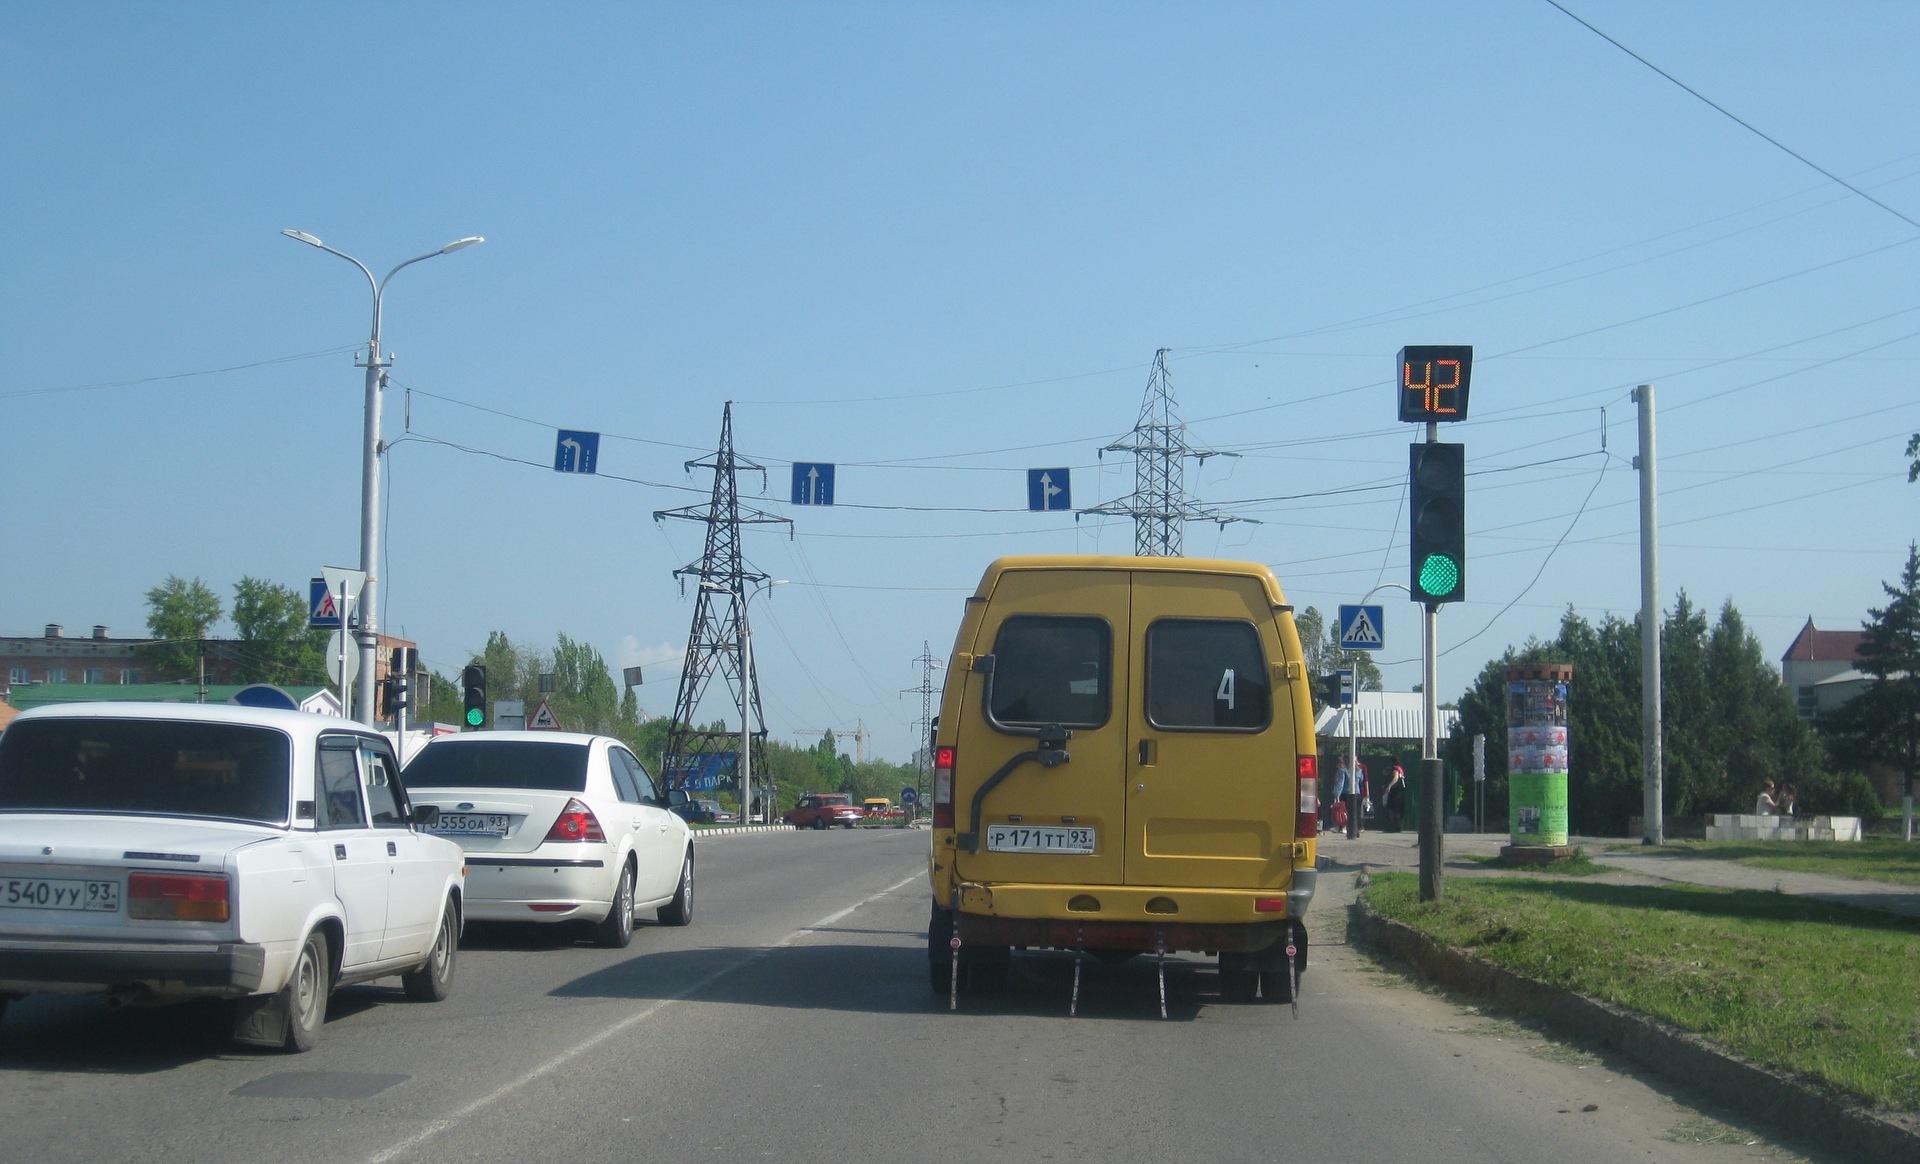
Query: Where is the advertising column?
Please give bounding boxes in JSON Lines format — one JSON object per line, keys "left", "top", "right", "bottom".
{"left": 1504, "top": 663, "right": 1571, "bottom": 846}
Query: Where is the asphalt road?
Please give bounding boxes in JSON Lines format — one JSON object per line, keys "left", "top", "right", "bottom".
{"left": 0, "top": 829, "right": 1833, "bottom": 1163}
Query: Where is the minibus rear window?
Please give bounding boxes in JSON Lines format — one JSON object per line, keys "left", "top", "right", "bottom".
{"left": 1146, "top": 618, "right": 1272, "bottom": 731}
{"left": 989, "top": 616, "right": 1111, "bottom": 728}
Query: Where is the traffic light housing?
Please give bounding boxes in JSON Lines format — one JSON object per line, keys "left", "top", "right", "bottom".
{"left": 1409, "top": 442, "right": 1466, "bottom": 604}
{"left": 461, "top": 664, "right": 488, "bottom": 729}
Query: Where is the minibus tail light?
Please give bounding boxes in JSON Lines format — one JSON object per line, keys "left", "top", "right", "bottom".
{"left": 933, "top": 746, "right": 955, "bottom": 829}
{"left": 1296, "top": 755, "right": 1319, "bottom": 838}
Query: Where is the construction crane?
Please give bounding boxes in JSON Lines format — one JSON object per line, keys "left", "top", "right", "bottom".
{"left": 791, "top": 721, "right": 868, "bottom": 766}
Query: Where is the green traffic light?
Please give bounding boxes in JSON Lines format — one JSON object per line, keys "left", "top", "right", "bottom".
{"left": 465, "top": 707, "right": 485, "bottom": 727}
{"left": 1418, "top": 552, "right": 1460, "bottom": 597}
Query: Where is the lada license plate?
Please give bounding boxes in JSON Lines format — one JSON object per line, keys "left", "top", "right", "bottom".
{"left": 984, "top": 825, "right": 1095, "bottom": 854}
{"left": 3, "top": 877, "right": 121, "bottom": 912}
{"left": 431, "top": 812, "right": 510, "bottom": 836}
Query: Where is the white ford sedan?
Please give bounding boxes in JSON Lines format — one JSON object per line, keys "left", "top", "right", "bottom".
{"left": 401, "top": 732, "right": 693, "bottom": 947}
{"left": 0, "top": 703, "right": 466, "bottom": 1052}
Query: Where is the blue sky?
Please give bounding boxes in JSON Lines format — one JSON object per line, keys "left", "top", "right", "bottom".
{"left": 4, "top": 2, "right": 1916, "bottom": 763}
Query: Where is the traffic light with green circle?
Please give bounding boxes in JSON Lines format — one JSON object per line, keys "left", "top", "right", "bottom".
{"left": 461, "top": 664, "right": 488, "bottom": 729}
{"left": 1409, "top": 442, "right": 1465, "bottom": 604}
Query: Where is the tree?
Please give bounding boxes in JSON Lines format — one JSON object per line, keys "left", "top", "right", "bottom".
{"left": 230, "top": 576, "right": 326, "bottom": 685}
{"left": 141, "top": 575, "right": 223, "bottom": 679}
{"left": 1823, "top": 543, "right": 1920, "bottom": 835}
{"left": 1906, "top": 432, "right": 1918, "bottom": 483}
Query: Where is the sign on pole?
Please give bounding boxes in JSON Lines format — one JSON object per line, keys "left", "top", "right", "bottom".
{"left": 528, "top": 698, "right": 560, "bottom": 730}
{"left": 309, "top": 578, "right": 342, "bottom": 629}
{"left": 1337, "top": 604, "right": 1385, "bottom": 651}
{"left": 1027, "top": 468, "right": 1070, "bottom": 511}
{"left": 1335, "top": 668, "right": 1355, "bottom": 706}
{"left": 791, "top": 462, "right": 835, "bottom": 505}
{"left": 554, "top": 430, "right": 600, "bottom": 474}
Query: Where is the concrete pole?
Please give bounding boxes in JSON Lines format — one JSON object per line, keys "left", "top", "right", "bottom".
{"left": 1635, "top": 384, "right": 1664, "bottom": 845}
{"left": 738, "top": 591, "right": 752, "bottom": 824}
{"left": 354, "top": 327, "right": 386, "bottom": 724}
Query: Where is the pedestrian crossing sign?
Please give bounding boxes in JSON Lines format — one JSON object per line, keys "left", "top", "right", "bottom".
{"left": 1338, "top": 604, "right": 1384, "bottom": 651}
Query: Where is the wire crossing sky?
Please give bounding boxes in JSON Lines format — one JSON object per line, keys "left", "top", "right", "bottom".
{"left": 2, "top": 3, "right": 1916, "bottom": 762}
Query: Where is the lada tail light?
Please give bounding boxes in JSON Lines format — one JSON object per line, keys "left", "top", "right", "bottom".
{"left": 1296, "top": 755, "right": 1319, "bottom": 839}
{"left": 932, "top": 745, "right": 955, "bottom": 829}
{"left": 128, "top": 872, "right": 230, "bottom": 922}
{"left": 544, "top": 798, "right": 606, "bottom": 843}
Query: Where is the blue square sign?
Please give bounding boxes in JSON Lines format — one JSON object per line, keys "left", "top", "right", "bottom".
{"left": 1027, "top": 468, "right": 1070, "bottom": 511}
{"left": 792, "top": 462, "right": 835, "bottom": 505}
{"left": 554, "top": 430, "right": 600, "bottom": 474}
{"left": 1338, "top": 604, "right": 1384, "bottom": 651}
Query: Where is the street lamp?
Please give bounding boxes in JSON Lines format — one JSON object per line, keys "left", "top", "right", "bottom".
{"left": 282, "top": 229, "right": 483, "bottom": 723}
{"left": 701, "top": 578, "right": 786, "bottom": 822}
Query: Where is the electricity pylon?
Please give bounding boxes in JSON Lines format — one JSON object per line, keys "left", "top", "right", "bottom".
{"left": 903, "top": 641, "right": 941, "bottom": 779}
{"left": 653, "top": 401, "right": 791, "bottom": 808}
{"left": 1079, "top": 348, "right": 1243, "bottom": 556}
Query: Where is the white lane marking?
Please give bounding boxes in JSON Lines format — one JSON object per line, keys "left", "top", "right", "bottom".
{"left": 366, "top": 869, "right": 924, "bottom": 1164}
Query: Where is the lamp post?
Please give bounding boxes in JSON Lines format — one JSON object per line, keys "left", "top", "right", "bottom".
{"left": 701, "top": 579, "right": 786, "bottom": 821}
{"left": 282, "top": 230, "right": 483, "bottom": 723}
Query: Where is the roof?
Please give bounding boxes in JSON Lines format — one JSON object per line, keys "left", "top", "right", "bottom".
{"left": 414, "top": 729, "right": 606, "bottom": 746}
{"left": 1314, "top": 692, "right": 1460, "bottom": 743}
{"left": 976, "top": 555, "right": 1287, "bottom": 604}
{"left": 1781, "top": 619, "right": 1863, "bottom": 664}
{"left": 7, "top": 683, "right": 334, "bottom": 713}
{"left": 10, "top": 700, "right": 384, "bottom": 740}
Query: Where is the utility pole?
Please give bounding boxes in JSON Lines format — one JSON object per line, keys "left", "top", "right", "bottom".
{"left": 904, "top": 642, "right": 942, "bottom": 814}
{"left": 1418, "top": 416, "right": 1444, "bottom": 902}
{"left": 654, "top": 402, "right": 792, "bottom": 816}
{"left": 1635, "top": 384, "right": 1664, "bottom": 846}
{"left": 1079, "top": 349, "right": 1243, "bottom": 555}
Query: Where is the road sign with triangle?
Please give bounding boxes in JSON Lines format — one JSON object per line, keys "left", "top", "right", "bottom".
{"left": 528, "top": 698, "right": 561, "bottom": 730}
{"left": 1338, "top": 604, "right": 1384, "bottom": 651}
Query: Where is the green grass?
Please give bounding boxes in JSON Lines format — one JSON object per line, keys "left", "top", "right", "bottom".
{"left": 1658, "top": 839, "right": 1920, "bottom": 888}
{"left": 1462, "top": 850, "right": 1604, "bottom": 877}
{"left": 1365, "top": 872, "right": 1920, "bottom": 1111}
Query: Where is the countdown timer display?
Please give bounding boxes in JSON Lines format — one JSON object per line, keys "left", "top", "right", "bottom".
{"left": 1397, "top": 345, "right": 1473, "bottom": 422}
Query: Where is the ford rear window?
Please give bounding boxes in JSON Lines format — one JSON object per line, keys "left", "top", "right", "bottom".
{"left": 0, "top": 718, "right": 292, "bottom": 824}
{"left": 402, "top": 740, "right": 590, "bottom": 792}
{"left": 988, "top": 615, "right": 1111, "bottom": 727}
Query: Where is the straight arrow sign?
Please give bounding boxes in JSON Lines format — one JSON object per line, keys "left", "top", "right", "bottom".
{"left": 1027, "top": 468, "right": 1070, "bottom": 511}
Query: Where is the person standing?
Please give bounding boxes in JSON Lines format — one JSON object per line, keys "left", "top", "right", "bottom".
{"left": 1352, "top": 760, "right": 1369, "bottom": 836}
{"left": 1384, "top": 762, "right": 1407, "bottom": 833}
{"left": 1755, "top": 780, "right": 1778, "bottom": 816}
{"left": 1329, "top": 759, "right": 1351, "bottom": 830}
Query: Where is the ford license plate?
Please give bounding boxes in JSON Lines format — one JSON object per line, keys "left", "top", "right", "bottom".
{"left": 3, "top": 877, "right": 121, "bottom": 912}
{"left": 984, "top": 825, "right": 1095, "bottom": 854}
{"left": 430, "top": 812, "right": 510, "bottom": 836}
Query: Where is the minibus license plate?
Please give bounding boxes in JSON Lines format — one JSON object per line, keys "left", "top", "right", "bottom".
{"left": 985, "top": 826, "right": 1095, "bottom": 854}
{"left": 431, "top": 813, "right": 510, "bottom": 836}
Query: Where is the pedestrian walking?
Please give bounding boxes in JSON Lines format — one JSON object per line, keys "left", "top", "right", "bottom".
{"left": 1328, "top": 759, "right": 1351, "bottom": 830}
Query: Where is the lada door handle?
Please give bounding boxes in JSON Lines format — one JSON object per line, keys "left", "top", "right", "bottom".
{"left": 334, "top": 844, "right": 347, "bottom": 861}
{"left": 387, "top": 841, "right": 398, "bottom": 857}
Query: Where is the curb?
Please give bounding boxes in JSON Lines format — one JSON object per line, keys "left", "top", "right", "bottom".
{"left": 689, "top": 824, "right": 798, "bottom": 839}
{"left": 1350, "top": 895, "right": 1920, "bottom": 1164}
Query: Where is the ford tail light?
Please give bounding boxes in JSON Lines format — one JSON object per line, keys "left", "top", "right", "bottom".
{"left": 933, "top": 745, "right": 955, "bottom": 829}
{"left": 128, "top": 872, "right": 230, "bottom": 922}
{"left": 1296, "top": 755, "right": 1319, "bottom": 838}
{"left": 545, "top": 798, "right": 607, "bottom": 843}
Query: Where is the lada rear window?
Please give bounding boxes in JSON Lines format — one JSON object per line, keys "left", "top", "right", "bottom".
{"left": 1146, "top": 618, "right": 1272, "bottom": 730}
{"left": 0, "top": 718, "right": 292, "bottom": 823}
{"left": 989, "top": 615, "right": 1111, "bottom": 728}
{"left": 402, "top": 740, "right": 589, "bottom": 792}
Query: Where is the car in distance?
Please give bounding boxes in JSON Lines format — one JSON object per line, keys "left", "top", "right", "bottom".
{"left": 401, "top": 732, "right": 693, "bottom": 947}
{"left": 0, "top": 703, "right": 465, "bottom": 1052}
{"left": 669, "top": 797, "right": 738, "bottom": 826}
{"left": 784, "top": 792, "right": 864, "bottom": 830}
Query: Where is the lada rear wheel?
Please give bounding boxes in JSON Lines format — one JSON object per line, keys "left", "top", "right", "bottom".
{"left": 284, "top": 930, "right": 330, "bottom": 1053}
{"left": 813, "top": 817, "right": 827, "bottom": 830}
{"left": 403, "top": 899, "right": 459, "bottom": 1002}
{"left": 594, "top": 865, "right": 636, "bottom": 949}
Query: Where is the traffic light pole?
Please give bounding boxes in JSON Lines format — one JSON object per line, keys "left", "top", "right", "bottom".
{"left": 1419, "top": 420, "right": 1444, "bottom": 902}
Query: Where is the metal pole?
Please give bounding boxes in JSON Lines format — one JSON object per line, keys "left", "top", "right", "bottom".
{"left": 1635, "top": 384, "right": 1664, "bottom": 845}
{"left": 1347, "top": 696, "right": 1359, "bottom": 839}
{"left": 354, "top": 307, "right": 386, "bottom": 724}
{"left": 1419, "top": 420, "right": 1443, "bottom": 901}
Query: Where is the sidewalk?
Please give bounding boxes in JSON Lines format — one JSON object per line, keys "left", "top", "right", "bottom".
{"left": 1316, "top": 827, "right": 1920, "bottom": 920}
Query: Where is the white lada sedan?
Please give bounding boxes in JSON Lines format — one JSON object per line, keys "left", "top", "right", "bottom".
{"left": 0, "top": 703, "right": 465, "bottom": 1052}
{"left": 401, "top": 732, "right": 693, "bottom": 948}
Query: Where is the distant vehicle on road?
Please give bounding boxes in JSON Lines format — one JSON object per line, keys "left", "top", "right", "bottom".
{"left": 0, "top": 703, "right": 465, "bottom": 1052}
{"left": 928, "top": 556, "right": 1318, "bottom": 1003}
{"left": 670, "top": 797, "right": 738, "bottom": 826}
{"left": 784, "top": 792, "right": 863, "bottom": 830}
{"left": 402, "top": 732, "right": 693, "bottom": 947}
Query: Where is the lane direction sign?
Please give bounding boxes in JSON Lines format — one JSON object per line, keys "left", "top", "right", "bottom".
{"left": 791, "top": 462, "right": 835, "bottom": 505}
{"left": 554, "top": 430, "right": 600, "bottom": 474}
{"left": 1338, "top": 604, "right": 1385, "bottom": 651}
{"left": 1027, "top": 468, "right": 1070, "bottom": 511}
